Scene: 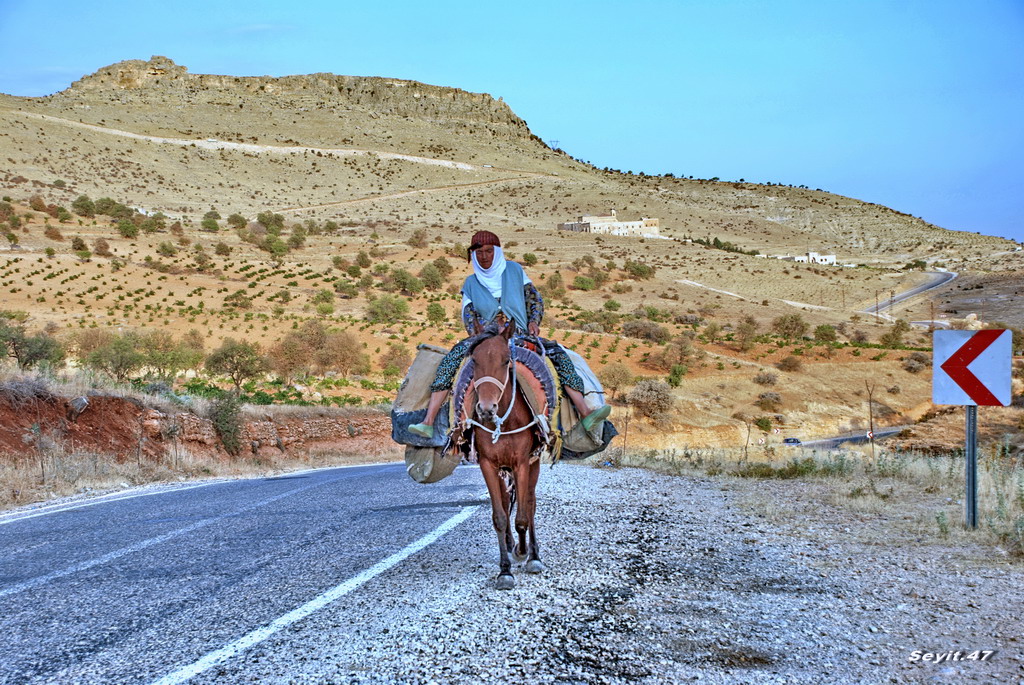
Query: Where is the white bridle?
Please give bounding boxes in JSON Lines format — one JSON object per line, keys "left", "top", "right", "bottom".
{"left": 466, "top": 344, "right": 538, "bottom": 444}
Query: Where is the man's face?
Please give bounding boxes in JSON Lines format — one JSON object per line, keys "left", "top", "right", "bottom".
{"left": 476, "top": 244, "right": 495, "bottom": 269}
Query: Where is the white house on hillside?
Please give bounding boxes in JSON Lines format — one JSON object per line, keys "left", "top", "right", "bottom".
{"left": 558, "top": 210, "right": 661, "bottom": 238}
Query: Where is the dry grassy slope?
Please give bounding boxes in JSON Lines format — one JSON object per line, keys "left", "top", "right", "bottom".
{"left": 1, "top": 57, "right": 1021, "bottom": 448}
{"left": 0, "top": 56, "right": 1014, "bottom": 266}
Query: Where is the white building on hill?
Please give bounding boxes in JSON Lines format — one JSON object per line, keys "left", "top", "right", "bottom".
{"left": 759, "top": 251, "right": 837, "bottom": 265}
{"left": 558, "top": 210, "right": 661, "bottom": 238}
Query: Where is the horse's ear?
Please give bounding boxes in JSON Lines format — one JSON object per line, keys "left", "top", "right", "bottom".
{"left": 473, "top": 319, "right": 484, "bottom": 335}
{"left": 501, "top": 321, "right": 514, "bottom": 341}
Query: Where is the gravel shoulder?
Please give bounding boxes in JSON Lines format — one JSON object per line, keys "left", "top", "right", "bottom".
{"left": 185, "top": 464, "right": 1023, "bottom": 684}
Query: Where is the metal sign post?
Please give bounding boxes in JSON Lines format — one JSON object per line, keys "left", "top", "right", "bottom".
{"left": 965, "top": 405, "right": 978, "bottom": 528}
{"left": 933, "top": 330, "right": 1012, "bottom": 529}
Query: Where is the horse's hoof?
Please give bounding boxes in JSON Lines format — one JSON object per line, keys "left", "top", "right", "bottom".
{"left": 525, "top": 559, "right": 545, "bottom": 574}
{"left": 495, "top": 574, "right": 516, "bottom": 590}
{"left": 512, "top": 546, "right": 528, "bottom": 562}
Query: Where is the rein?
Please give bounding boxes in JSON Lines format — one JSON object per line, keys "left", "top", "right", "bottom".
{"left": 467, "top": 342, "right": 538, "bottom": 444}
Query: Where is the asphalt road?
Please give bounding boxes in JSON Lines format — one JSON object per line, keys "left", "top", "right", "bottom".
{"left": 798, "top": 425, "right": 907, "bottom": 450}
{"left": 0, "top": 463, "right": 487, "bottom": 684}
{"left": 862, "top": 271, "right": 957, "bottom": 317}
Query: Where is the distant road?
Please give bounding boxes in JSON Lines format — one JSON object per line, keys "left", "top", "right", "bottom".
{"left": 799, "top": 425, "right": 908, "bottom": 450}
{"left": 862, "top": 271, "right": 957, "bottom": 319}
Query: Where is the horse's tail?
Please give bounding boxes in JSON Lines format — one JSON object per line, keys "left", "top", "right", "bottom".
{"left": 500, "top": 468, "right": 517, "bottom": 515}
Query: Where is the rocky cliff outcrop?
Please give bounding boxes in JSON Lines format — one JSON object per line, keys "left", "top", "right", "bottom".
{"left": 60, "top": 56, "right": 533, "bottom": 140}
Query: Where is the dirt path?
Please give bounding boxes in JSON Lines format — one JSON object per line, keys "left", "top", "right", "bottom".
{"left": 276, "top": 174, "right": 549, "bottom": 213}
{"left": 7, "top": 109, "right": 482, "bottom": 171}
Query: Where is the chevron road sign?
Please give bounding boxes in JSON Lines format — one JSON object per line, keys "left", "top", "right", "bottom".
{"left": 933, "top": 329, "right": 1011, "bottom": 406}
{"left": 932, "top": 329, "right": 1012, "bottom": 528}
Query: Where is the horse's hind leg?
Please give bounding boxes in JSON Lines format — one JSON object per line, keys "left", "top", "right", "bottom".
{"left": 480, "top": 461, "right": 515, "bottom": 590}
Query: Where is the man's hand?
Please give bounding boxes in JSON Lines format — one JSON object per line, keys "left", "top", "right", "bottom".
{"left": 528, "top": 322, "right": 540, "bottom": 337}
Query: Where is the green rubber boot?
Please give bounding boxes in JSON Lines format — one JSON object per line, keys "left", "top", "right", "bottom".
{"left": 580, "top": 405, "right": 611, "bottom": 433}
{"left": 408, "top": 422, "right": 434, "bottom": 439}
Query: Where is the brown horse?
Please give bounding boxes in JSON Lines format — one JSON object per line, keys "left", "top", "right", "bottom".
{"left": 468, "top": 323, "right": 545, "bottom": 590}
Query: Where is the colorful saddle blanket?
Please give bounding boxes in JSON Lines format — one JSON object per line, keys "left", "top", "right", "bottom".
{"left": 449, "top": 344, "right": 560, "bottom": 454}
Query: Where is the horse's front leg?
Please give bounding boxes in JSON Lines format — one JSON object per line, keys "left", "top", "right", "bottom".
{"left": 515, "top": 459, "right": 544, "bottom": 574}
{"left": 479, "top": 460, "right": 515, "bottom": 590}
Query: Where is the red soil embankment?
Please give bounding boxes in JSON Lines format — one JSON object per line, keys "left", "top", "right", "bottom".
{"left": 0, "top": 393, "right": 397, "bottom": 463}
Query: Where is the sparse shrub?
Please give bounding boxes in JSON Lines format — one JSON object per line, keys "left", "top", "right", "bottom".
{"left": 880, "top": 319, "right": 911, "bottom": 348}
{"left": 573, "top": 275, "right": 596, "bottom": 291}
{"left": 379, "top": 343, "right": 411, "bottom": 377}
{"left": 209, "top": 392, "right": 242, "bottom": 456}
{"left": 522, "top": 253, "right": 538, "bottom": 266}
{"left": 887, "top": 385, "right": 901, "bottom": 394}
{"left": 626, "top": 379, "right": 674, "bottom": 417}
{"left": 407, "top": 229, "right": 429, "bottom": 248}
{"left": 623, "top": 259, "right": 655, "bottom": 280}
{"left": 667, "top": 364, "right": 687, "bottom": 387}
{"left": 813, "top": 324, "right": 837, "bottom": 343}
{"left": 753, "top": 370, "right": 778, "bottom": 386}
{"left": 117, "top": 220, "right": 138, "bottom": 239}
{"left": 223, "top": 290, "right": 253, "bottom": 309}
{"left": 903, "top": 351, "right": 930, "bottom": 374}
{"left": 214, "top": 242, "right": 231, "bottom": 256}
{"left": 93, "top": 238, "right": 112, "bottom": 257}
{"left": 44, "top": 225, "right": 63, "bottom": 241}
{"left": 772, "top": 314, "right": 808, "bottom": 340}
{"left": 622, "top": 320, "right": 670, "bottom": 343}
{"left": 70, "top": 236, "right": 86, "bottom": 251}
{"left": 777, "top": 355, "right": 803, "bottom": 372}
{"left": 754, "top": 416, "right": 773, "bottom": 432}
{"left": 365, "top": 294, "right": 410, "bottom": 324}
{"left": 755, "top": 391, "right": 782, "bottom": 411}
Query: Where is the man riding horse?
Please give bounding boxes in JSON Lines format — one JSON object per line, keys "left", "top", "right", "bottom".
{"left": 408, "top": 230, "right": 610, "bottom": 439}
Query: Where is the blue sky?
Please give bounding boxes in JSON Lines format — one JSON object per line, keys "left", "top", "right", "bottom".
{"left": 1, "top": 0, "right": 1021, "bottom": 241}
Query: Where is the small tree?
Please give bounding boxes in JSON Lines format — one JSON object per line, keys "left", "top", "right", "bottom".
{"left": 426, "top": 302, "right": 446, "bottom": 325}
{"left": 598, "top": 362, "right": 633, "bottom": 400}
{"left": 85, "top": 333, "right": 146, "bottom": 381}
{"left": 205, "top": 338, "right": 269, "bottom": 391}
{"left": 772, "top": 314, "right": 808, "bottom": 340}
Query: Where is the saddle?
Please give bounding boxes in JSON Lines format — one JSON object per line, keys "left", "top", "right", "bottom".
{"left": 448, "top": 344, "right": 561, "bottom": 461}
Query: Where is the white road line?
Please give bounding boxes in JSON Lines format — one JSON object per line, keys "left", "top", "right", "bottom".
{"left": 0, "top": 461, "right": 399, "bottom": 526}
{"left": 0, "top": 482, "right": 225, "bottom": 527}
{"left": 150, "top": 505, "right": 479, "bottom": 685}
{"left": 0, "top": 473, "right": 362, "bottom": 600}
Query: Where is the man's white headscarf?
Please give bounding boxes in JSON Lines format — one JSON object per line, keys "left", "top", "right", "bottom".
{"left": 461, "top": 246, "right": 532, "bottom": 311}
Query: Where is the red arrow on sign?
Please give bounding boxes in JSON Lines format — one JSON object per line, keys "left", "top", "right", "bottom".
{"left": 939, "top": 329, "right": 1004, "bottom": 405}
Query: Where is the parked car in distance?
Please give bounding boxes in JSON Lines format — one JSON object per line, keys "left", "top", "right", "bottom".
{"left": 783, "top": 437, "right": 802, "bottom": 445}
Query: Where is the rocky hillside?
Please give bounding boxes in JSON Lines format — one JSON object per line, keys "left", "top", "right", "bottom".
{"left": 0, "top": 57, "right": 1014, "bottom": 266}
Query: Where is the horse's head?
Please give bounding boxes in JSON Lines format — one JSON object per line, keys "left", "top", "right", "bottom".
{"left": 469, "top": 321, "right": 514, "bottom": 425}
